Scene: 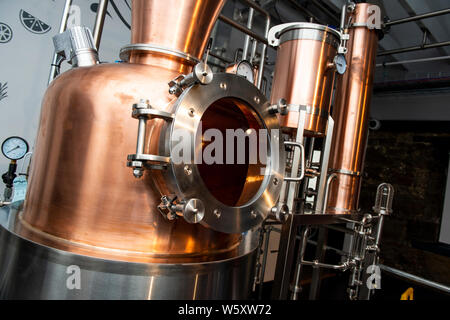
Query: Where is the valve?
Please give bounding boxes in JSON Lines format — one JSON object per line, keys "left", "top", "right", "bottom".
{"left": 2, "top": 161, "right": 17, "bottom": 201}
{"left": 157, "top": 196, "right": 205, "bottom": 224}
{"left": 168, "top": 62, "right": 213, "bottom": 96}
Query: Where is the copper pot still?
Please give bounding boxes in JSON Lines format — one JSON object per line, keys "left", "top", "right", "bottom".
{"left": 269, "top": 23, "right": 341, "bottom": 136}
{"left": 16, "top": 0, "right": 259, "bottom": 264}
{"left": 326, "top": 3, "right": 380, "bottom": 214}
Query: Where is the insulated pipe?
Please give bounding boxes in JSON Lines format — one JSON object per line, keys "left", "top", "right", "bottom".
{"left": 48, "top": 0, "right": 73, "bottom": 84}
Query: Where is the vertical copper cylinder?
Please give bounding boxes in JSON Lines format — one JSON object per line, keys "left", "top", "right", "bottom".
{"left": 326, "top": 3, "right": 380, "bottom": 214}
{"left": 130, "top": 0, "right": 223, "bottom": 66}
{"left": 270, "top": 23, "right": 340, "bottom": 136}
{"left": 17, "top": 0, "right": 240, "bottom": 264}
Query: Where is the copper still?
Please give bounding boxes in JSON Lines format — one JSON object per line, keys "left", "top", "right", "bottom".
{"left": 15, "top": 0, "right": 242, "bottom": 264}
{"left": 326, "top": 3, "right": 380, "bottom": 214}
{"left": 269, "top": 23, "right": 341, "bottom": 136}
{"left": 0, "top": 0, "right": 291, "bottom": 300}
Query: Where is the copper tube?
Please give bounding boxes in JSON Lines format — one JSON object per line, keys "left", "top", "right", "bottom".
{"left": 270, "top": 23, "right": 340, "bottom": 136}
{"left": 326, "top": 3, "right": 380, "bottom": 214}
{"left": 18, "top": 0, "right": 246, "bottom": 264}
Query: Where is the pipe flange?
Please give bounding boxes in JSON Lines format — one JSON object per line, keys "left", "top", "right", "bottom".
{"left": 119, "top": 43, "right": 200, "bottom": 64}
{"left": 158, "top": 73, "right": 286, "bottom": 234}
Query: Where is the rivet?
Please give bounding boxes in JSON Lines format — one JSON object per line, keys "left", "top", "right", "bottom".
{"left": 214, "top": 209, "right": 221, "bottom": 218}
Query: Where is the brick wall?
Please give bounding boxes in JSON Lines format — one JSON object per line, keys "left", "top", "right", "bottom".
{"left": 359, "top": 121, "right": 450, "bottom": 285}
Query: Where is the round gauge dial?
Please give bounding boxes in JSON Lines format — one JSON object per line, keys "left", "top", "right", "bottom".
{"left": 236, "top": 61, "right": 255, "bottom": 83}
{"left": 334, "top": 54, "right": 347, "bottom": 75}
{"left": 1, "top": 136, "right": 29, "bottom": 160}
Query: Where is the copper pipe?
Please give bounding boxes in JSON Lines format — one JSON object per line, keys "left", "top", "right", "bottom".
{"left": 19, "top": 0, "right": 244, "bottom": 264}
{"left": 326, "top": 3, "right": 380, "bottom": 214}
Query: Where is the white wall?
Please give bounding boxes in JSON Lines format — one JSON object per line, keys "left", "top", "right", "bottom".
{"left": 0, "top": 0, "right": 130, "bottom": 195}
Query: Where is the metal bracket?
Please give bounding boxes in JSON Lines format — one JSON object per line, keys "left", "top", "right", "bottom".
{"left": 127, "top": 99, "right": 173, "bottom": 177}
{"left": 267, "top": 22, "right": 302, "bottom": 47}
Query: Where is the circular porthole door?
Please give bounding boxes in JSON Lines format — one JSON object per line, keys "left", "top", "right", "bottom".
{"left": 159, "top": 73, "right": 285, "bottom": 234}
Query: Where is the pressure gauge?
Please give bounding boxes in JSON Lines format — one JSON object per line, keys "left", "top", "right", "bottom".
{"left": 236, "top": 60, "right": 255, "bottom": 83}
{"left": 1, "top": 136, "right": 29, "bottom": 160}
{"left": 334, "top": 54, "right": 347, "bottom": 75}
{"left": 225, "top": 60, "right": 255, "bottom": 83}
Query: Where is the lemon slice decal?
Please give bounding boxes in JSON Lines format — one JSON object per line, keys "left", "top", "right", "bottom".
{"left": 0, "top": 23, "right": 13, "bottom": 43}
{"left": 19, "top": 10, "right": 51, "bottom": 34}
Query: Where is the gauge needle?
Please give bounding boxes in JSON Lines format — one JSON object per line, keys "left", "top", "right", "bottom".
{"left": 6, "top": 145, "right": 20, "bottom": 154}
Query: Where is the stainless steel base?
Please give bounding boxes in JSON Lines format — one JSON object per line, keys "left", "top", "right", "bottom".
{"left": 0, "top": 204, "right": 257, "bottom": 299}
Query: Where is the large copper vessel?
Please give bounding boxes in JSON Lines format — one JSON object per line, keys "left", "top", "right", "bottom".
{"left": 269, "top": 23, "right": 340, "bottom": 136}
{"left": 326, "top": 3, "right": 380, "bottom": 214}
{"left": 15, "top": 0, "right": 239, "bottom": 264}
{"left": 0, "top": 0, "right": 286, "bottom": 300}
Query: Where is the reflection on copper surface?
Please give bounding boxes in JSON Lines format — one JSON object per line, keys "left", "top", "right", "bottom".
{"left": 129, "top": 0, "right": 224, "bottom": 71}
{"left": 270, "top": 27, "right": 338, "bottom": 136}
{"left": 326, "top": 3, "right": 380, "bottom": 214}
{"left": 18, "top": 0, "right": 254, "bottom": 264}
{"left": 198, "top": 98, "right": 266, "bottom": 207}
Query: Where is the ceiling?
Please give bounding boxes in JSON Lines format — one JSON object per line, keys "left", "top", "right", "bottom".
{"left": 259, "top": 0, "right": 450, "bottom": 83}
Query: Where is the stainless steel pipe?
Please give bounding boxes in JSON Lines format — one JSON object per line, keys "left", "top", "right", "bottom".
{"left": 48, "top": 0, "right": 73, "bottom": 84}
{"left": 242, "top": 7, "right": 254, "bottom": 60}
{"left": 378, "top": 40, "right": 450, "bottom": 56}
{"left": 218, "top": 15, "right": 268, "bottom": 45}
{"left": 385, "top": 8, "right": 450, "bottom": 27}
{"left": 376, "top": 55, "right": 450, "bottom": 67}
{"left": 92, "top": 0, "right": 109, "bottom": 50}
{"left": 379, "top": 264, "right": 450, "bottom": 294}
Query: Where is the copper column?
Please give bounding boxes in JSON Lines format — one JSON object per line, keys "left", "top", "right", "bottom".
{"left": 326, "top": 3, "right": 380, "bottom": 214}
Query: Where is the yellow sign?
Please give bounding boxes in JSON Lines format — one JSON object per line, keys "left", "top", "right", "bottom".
{"left": 401, "top": 287, "right": 414, "bottom": 300}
